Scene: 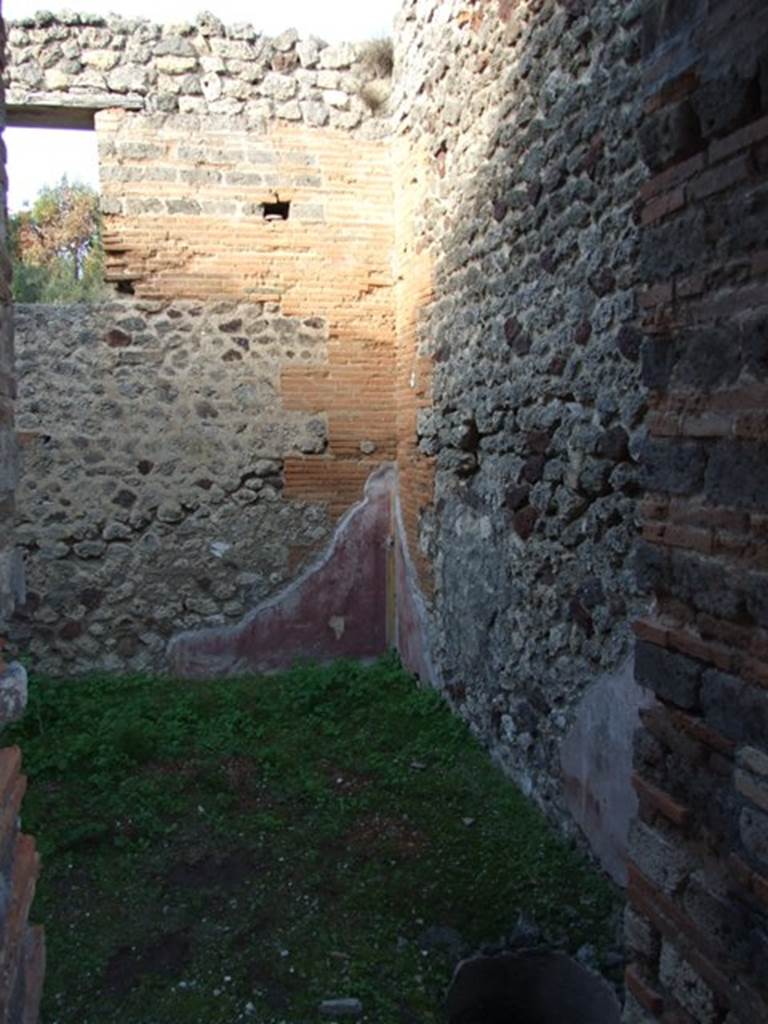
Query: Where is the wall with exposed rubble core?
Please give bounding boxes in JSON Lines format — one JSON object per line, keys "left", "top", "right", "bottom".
{"left": 0, "top": 5, "right": 46, "bottom": 1020}
{"left": 6, "top": 3, "right": 652, "bottom": 874}
{"left": 0, "top": 18, "right": 21, "bottom": 649}
{"left": 5, "top": 12, "right": 397, "bottom": 677}
{"left": 392, "top": 0, "right": 651, "bottom": 883}
{"left": 5, "top": 12, "right": 390, "bottom": 132}
{"left": 12, "top": 300, "right": 335, "bottom": 676}
{"left": 6, "top": 5, "right": 768, "bottom": 1020}
{"left": 624, "top": 2, "right": 768, "bottom": 1022}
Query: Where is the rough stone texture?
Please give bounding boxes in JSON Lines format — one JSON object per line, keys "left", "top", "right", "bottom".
{"left": 3, "top": 6, "right": 768, "bottom": 1018}
{"left": 0, "top": 661, "right": 27, "bottom": 724}
{"left": 11, "top": 299, "right": 337, "bottom": 676}
{"left": 319, "top": 999, "right": 363, "bottom": 1019}
{"left": 5, "top": 13, "right": 391, "bottom": 137}
{"left": 94, "top": 112, "right": 397, "bottom": 532}
{"left": 0, "top": 9, "right": 45, "bottom": 1019}
{"left": 0, "top": 3, "right": 22, "bottom": 644}
{"left": 626, "top": 1, "right": 768, "bottom": 1022}
{"left": 8, "top": 48, "right": 396, "bottom": 676}
{"left": 392, "top": 0, "right": 649, "bottom": 855}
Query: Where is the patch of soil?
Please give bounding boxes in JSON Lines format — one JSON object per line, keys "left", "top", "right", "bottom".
{"left": 165, "top": 848, "right": 263, "bottom": 890}
{"left": 399, "top": 1003, "right": 425, "bottom": 1024}
{"left": 113, "top": 815, "right": 142, "bottom": 842}
{"left": 321, "top": 762, "right": 373, "bottom": 795}
{"left": 145, "top": 758, "right": 202, "bottom": 784}
{"left": 345, "top": 813, "right": 429, "bottom": 859}
{"left": 50, "top": 863, "right": 93, "bottom": 902}
{"left": 248, "top": 964, "right": 301, "bottom": 1011}
{"left": 104, "top": 930, "right": 192, "bottom": 996}
{"left": 230, "top": 913, "right": 278, "bottom": 951}
{"left": 219, "top": 756, "right": 276, "bottom": 811}
{"left": 221, "top": 755, "right": 258, "bottom": 786}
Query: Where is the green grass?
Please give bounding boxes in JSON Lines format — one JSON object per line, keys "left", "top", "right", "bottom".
{"left": 4, "top": 656, "right": 621, "bottom": 1023}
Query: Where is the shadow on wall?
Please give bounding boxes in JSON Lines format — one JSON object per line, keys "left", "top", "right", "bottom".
{"left": 391, "top": 0, "right": 652, "bottom": 882}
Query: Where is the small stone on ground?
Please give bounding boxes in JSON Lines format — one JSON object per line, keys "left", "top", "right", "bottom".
{"left": 319, "top": 997, "right": 363, "bottom": 1017}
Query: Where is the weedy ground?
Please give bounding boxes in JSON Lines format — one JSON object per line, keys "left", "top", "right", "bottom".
{"left": 4, "top": 656, "right": 622, "bottom": 1024}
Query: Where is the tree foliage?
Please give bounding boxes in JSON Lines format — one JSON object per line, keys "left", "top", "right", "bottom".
{"left": 10, "top": 177, "right": 108, "bottom": 303}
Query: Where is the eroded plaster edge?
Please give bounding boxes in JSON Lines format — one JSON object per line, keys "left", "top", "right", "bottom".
{"left": 392, "top": 468, "right": 438, "bottom": 687}
{"left": 167, "top": 463, "right": 396, "bottom": 677}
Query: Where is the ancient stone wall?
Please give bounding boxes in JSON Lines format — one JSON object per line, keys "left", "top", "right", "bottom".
{"left": 11, "top": 299, "right": 334, "bottom": 676}
{"left": 5, "top": 14, "right": 397, "bottom": 678}
{"left": 391, "top": 0, "right": 651, "bottom": 879}
{"left": 5, "top": 12, "right": 390, "bottom": 133}
{"left": 624, "top": 2, "right": 768, "bottom": 1022}
{"left": 0, "top": 12, "right": 22, "bottom": 660}
{"left": 3, "top": 2, "right": 768, "bottom": 1019}
{"left": 6, "top": 11, "right": 397, "bottom": 534}
{"left": 0, "top": 5, "right": 45, "bottom": 1019}
{"left": 95, "top": 109, "right": 396, "bottom": 516}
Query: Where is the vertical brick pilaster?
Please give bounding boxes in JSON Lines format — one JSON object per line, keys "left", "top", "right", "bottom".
{"left": 629, "top": 1, "right": 768, "bottom": 1020}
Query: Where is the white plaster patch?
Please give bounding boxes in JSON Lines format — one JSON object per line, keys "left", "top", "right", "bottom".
{"left": 328, "top": 616, "right": 345, "bottom": 640}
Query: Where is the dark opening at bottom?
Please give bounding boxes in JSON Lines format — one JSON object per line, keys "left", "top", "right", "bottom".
{"left": 446, "top": 953, "right": 621, "bottom": 1024}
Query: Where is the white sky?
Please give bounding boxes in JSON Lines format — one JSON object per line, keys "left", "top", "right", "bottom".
{"left": 4, "top": 0, "right": 400, "bottom": 211}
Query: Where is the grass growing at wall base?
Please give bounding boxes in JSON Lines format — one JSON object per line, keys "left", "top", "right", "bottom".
{"left": 5, "top": 657, "right": 621, "bottom": 1024}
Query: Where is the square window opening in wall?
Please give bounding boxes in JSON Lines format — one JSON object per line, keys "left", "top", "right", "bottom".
{"left": 5, "top": 120, "right": 107, "bottom": 304}
{"left": 262, "top": 195, "right": 291, "bottom": 221}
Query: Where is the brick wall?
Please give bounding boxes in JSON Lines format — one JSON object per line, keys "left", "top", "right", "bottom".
{"left": 5, "top": 5, "right": 768, "bottom": 1016}
{"left": 98, "top": 112, "right": 396, "bottom": 520}
{"left": 6, "top": 10, "right": 396, "bottom": 537}
{"left": 0, "top": 4, "right": 44, "bottom": 1019}
{"left": 11, "top": 299, "right": 338, "bottom": 677}
{"left": 6, "top": 22, "right": 397, "bottom": 676}
{"left": 625, "top": 2, "right": 768, "bottom": 1021}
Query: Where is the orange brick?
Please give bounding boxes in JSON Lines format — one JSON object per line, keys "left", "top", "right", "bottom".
{"left": 626, "top": 963, "right": 665, "bottom": 1016}
{"left": 633, "top": 774, "right": 691, "bottom": 827}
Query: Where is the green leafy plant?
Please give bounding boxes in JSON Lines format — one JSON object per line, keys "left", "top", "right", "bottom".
{"left": 10, "top": 176, "right": 109, "bottom": 303}
{"left": 359, "top": 37, "right": 394, "bottom": 79}
{"left": 357, "top": 37, "right": 394, "bottom": 113}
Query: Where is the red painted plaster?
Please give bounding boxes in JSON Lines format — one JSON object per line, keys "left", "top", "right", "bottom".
{"left": 168, "top": 467, "right": 394, "bottom": 679}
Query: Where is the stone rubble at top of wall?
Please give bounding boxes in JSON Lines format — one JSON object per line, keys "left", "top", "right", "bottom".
{"left": 5, "top": 11, "right": 393, "bottom": 136}
{"left": 0, "top": 20, "right": 45, "bottom": 1021}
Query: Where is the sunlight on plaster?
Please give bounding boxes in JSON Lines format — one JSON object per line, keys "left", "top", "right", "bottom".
{"left": 6, "top": 127, "right": 100, "bottom": 212}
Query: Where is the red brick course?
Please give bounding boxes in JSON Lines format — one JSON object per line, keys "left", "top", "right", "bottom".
{"left": 0, "top": 750, "right": 43, "bottom": 1023}
{"left": 630, "top": 2, "right": 768, "bottom": 1018}
{"left": 99, "top": 116, "right": 397, "bottom": 520}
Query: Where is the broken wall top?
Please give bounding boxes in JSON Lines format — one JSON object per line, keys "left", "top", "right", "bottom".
{"left": 5, "top": 11, "right": 392, "bottom": 136}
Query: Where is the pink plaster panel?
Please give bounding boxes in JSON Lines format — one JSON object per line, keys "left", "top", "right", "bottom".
{"left": 168, "top": 466, "right": 394, "bottom": 679}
